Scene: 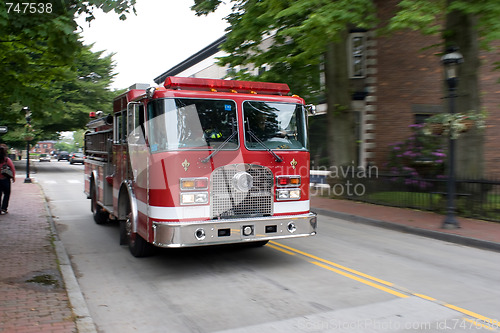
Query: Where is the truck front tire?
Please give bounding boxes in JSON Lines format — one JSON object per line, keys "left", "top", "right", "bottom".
{"left": 123, "top": 201, "right": 155, "bottom": 257}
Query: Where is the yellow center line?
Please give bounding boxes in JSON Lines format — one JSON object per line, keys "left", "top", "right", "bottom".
{"left": 445, "top": 304, "right": 499, "bottom": 328}
{"left": 266, "top": 243, "right": 296, "bottom": 256}
{"left": 310, "top": 261, "right": 409, "bottom": 298}
{"left": 463, "top": 318, "right": 496, "bottom": 331}
{"left": 269, "top": 241, "right": 395, "bottom": 287}
{"left": 413, "top": 293, "right": 436, "bottom": 301}
{"left": 267, "top": 241, "right": 500, "bottom": 329}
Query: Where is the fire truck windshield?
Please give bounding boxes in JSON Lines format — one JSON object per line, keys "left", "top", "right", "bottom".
{"left": 243, "top": 101, "right": 307, "bottom": 150}
{"left": 146, "top": 98, "right": 238, "bottom": 152}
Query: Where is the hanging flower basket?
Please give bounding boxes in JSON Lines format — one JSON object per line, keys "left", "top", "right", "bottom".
{"left": 423, "top": 110, "right": 486, "bottom": 139}
{"left": 460, "top": 119, "right": 475, "bottom": 133}
{"left": 24, "top": 123, "right": 35, "bottom": 141}
{"left": 429, "top": 123, "right": 445, "bottom": 135}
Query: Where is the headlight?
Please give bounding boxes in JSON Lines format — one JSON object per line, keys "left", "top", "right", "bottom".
{"left": 180, "top": 192, "right": 208, "bottom": 205}
{"left": 278, "top": 189, "right": 290, "bottom": 200}
{"left": 276, "top": 189, "right": 301, "bottom": 201}
{"left": 289, "top": 189, "right": 301, "bottom": 199}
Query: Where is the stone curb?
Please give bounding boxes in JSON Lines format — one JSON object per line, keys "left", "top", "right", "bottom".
{"left": 40, "top": 183, "right": 98, "bottom": 333}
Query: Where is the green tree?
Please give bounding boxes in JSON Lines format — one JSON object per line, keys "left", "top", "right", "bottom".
{"left": 73, "top": 129, "right": 86, "bottom": 151}
{"left": 0, "top": 43, "right": 117, "bottom": 147}
{"left": 0, "top": 0, "right": 135, "bottom": 148}
{"left": 54, "top": 141, "right": 73, "bottom": 153}
{"left": 41, "top": 44, "right": 117, "bottom": 133}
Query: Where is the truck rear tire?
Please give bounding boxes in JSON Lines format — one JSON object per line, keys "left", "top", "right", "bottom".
{"left": 91, "top": 182, "right": 108, "bottom": 225}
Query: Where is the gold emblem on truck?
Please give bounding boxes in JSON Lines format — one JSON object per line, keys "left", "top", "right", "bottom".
{"left": 290, "top": 158, "right": 298, "bottom": 169}
{"left": 182, "top": 159, "right": 190, "bottom": 171}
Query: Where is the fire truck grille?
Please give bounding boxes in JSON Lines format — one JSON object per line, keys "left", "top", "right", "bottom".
{"left": 211, "top": 164, "right": 273, "bottom": 218}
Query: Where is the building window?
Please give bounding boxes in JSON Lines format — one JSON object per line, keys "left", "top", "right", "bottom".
{"left": 415, "top": 114, "right": 431, "bottom": 125}
{"left": 226, "top": 65, "right": 240, "bottom": 79}
{"left": 258, "top": 66, "right": 266, "bottom": 76}
{"left": 348, "top": 33, "right": 366, "bottom": 78}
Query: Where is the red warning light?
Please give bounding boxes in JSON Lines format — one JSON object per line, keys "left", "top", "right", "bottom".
{"left": 164, "top": 77, "right": 290, "bottom": 95}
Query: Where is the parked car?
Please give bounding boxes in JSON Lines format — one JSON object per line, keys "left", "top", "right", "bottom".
{"left": 39, "top": 153, "right": 51, "bottom": 162}
{"left": 69, "top": 152, "right": 84, "bottom": 164}
{"left": 57, "top": 151, "right": 70, "bottom": 161}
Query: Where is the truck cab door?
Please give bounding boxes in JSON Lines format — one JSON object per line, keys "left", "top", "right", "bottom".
{"left": 126, "top": 101, "right": 148, "bottom": 195}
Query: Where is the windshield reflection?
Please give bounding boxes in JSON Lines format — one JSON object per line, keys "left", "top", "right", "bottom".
{"left": 243, "top": 101, "right": 307, "bottom": 150}
{"left": 146, "top": 98, "right": 238, "bottom": 152}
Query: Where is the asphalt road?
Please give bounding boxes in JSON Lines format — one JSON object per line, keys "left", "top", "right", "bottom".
{"left": 34, "top": 161, "right": 500, "bottom": 333}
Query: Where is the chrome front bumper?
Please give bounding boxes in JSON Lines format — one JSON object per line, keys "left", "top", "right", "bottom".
{"left": 152, "top": 212, "right": 317, "bottom": 248}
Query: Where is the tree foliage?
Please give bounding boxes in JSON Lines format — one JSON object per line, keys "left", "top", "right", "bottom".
{"left": 192, "top": 0, "right": 500, "bottom": 97}
{"left": 193, "top": 0, "right": 377, "bottom": 102}
{"left": 0, "top": 0, "right": 135, "bottom": 148}
{"left": 389, "top": 0, "right": 500, "bottom": 49}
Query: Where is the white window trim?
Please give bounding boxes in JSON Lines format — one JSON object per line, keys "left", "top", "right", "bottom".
{"left": 348, "top": 32, "right": 367, "bottom": 79}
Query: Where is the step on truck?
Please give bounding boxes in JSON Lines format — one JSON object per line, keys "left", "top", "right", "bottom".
{"left": 84, "top": 77, "right": 317, "bottom": 257}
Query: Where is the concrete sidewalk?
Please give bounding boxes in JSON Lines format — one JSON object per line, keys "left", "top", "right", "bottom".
{"left": 1, "top": 160, "right": 499, "bottom": 332}
{"left": 311, "top": 196, "right": 500, "bottom": 252}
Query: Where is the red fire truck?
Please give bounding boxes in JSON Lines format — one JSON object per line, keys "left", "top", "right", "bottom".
{"left": 84, "top": 77, "right": 317, "bottom": 257}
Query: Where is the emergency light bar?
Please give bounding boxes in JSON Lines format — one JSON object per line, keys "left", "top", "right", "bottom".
{"left": 164, "top": 76, "right": 291, "bottom": 95}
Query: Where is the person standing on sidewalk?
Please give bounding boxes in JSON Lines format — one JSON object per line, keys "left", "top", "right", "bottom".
{"left": 0, "top": 144, "right": 16, "bottom": 215}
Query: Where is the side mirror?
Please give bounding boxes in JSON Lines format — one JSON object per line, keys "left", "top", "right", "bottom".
{"left": 305, "top": 104, "right": 316, "bottom": 115}
{"left": 146, "top": 86, "right": 156, "bottom": 99}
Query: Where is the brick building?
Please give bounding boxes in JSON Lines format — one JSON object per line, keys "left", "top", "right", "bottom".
{"left": 31, "top": 140, "right": 56, "bottom": 155}
{"left": 154, "top": 0, "right": 500, "bottom": 177}
{"left": 369, "top": 0, "right": 500, "bottom": 178}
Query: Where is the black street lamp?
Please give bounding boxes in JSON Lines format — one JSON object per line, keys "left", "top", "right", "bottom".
{"left": 23, "top": 106, "right": 32, "bottom": 184}
{"left": 441, "top": 47, "right": 464, "bottom": 229}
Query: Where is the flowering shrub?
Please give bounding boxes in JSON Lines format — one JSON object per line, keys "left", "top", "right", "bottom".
{"left": 387, "top": 124, "right": 447, "bottom": 181}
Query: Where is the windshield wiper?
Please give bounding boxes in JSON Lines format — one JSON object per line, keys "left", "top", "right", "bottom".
{"left": 246, "top": 118, "right": 283, "bottom": 163}
{"left": 201, "top": 118, "right": 237, "bottom": 163}
{"left": 200, "top": 131, "right": 237, "bottom": 163}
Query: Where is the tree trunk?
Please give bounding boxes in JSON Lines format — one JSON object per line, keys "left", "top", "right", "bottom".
{"left": 445, "top": 6, "right": 484, "bottom": 178}
{"left": 324, "top": 31, "right": 357, "bottom": 168}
